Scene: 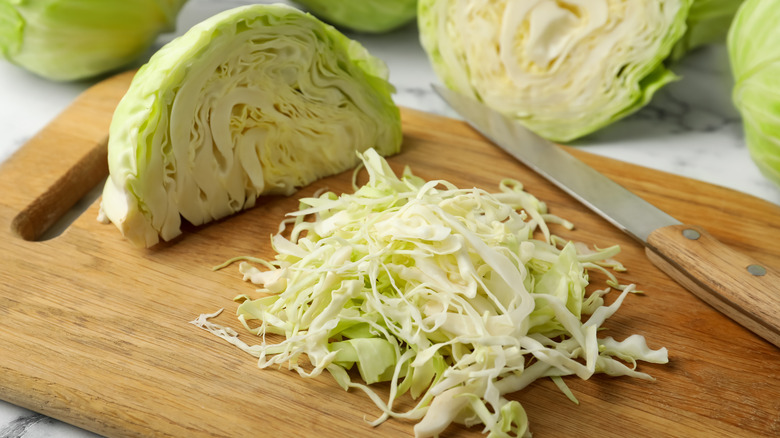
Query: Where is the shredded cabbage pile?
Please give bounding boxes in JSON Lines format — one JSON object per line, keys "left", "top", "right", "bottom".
{"left": 192, "top": 148, "right": 667, "bottom": 437}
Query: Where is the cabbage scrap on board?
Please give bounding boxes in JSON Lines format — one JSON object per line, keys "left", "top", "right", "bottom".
{"left": 98, "top": 4, "right": 402, "bottom": 247}
{"left": 292, "top": 0, "right": 418, "bottom": 33}
{"left": 192, "top": 149, "right": 668, "bottom": 437}
{"left": 418, "top": 0, "right": 692, "bottom": 142}
{"left": 728, "top": 0, "right": 780, "bottom": 187}
{"left": 0, "top": 0, "right": 188, "bottom": 81}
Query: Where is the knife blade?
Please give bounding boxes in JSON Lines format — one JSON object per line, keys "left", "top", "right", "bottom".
{"left": 433, "top": 84, "right": 780, "bottom": 348}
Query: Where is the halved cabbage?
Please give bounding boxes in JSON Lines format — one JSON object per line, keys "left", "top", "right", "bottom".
{"left": 292, "top": 0, "right": 418, "bottom": 33}
{"left": 98, "top": 4, "right": 402, "bottom": 247}
{"left": 418, "top": 0, "right": 692, "bottom": 142}
{"left": 728, "top": 0, "right": 780, "bottom": 187}
{"left": 0, "top": 0, "right": 188, "bottom": 81}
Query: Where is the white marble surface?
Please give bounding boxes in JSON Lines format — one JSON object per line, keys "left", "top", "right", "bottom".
{"left": 1, "top": 1, "right": 779, "bottom": 437}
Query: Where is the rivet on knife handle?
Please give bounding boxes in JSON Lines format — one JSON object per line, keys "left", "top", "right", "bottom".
{"left": 645, "top": 224, "right": 780, "bottom": 348}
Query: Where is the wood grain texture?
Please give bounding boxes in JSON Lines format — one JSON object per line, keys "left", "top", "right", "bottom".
{"left": 647, "top": 224, "right": 780, "bottom": 347}
{"left": 0, "top": 71, "right": 779, "bottom": 438}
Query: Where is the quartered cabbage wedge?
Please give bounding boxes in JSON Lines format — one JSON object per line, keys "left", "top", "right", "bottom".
{"left": 292, "top": 0, "right": 418, "bottom": 33}
{"left": 0, "top": 0, "right": 188, "bottom": 81}
{"left": 418, "top": 0, "right": 692, "bottom": 142}
{"left": 98, "top": 4, "right": 402, "bottom": 247}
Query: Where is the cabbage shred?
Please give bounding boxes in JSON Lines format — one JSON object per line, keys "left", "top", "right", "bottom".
{"left": 193, "top": 149, "right": 667, "bottom": 437}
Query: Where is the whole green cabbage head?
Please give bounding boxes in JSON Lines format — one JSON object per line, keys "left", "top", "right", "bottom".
{"left": 670, "top": 0, "right": 745, "bottom": 60}
{"left": 98, "top": 4, "right": 402, "bottom": 247}
{"left": 0, "top": 0, "right": 188, "bottom": 81}
{"left": 728, "top": 0, "right": 780, "bottom": 187}
{"left": 292, "top": 0, "right": 417, "bottom": 33}
{"left": 419, "top": 0, "right": 692, "bottom": 142}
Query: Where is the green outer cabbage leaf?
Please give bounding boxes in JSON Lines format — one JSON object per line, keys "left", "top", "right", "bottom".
{"left": 293, "top": 0, "right": 418, "bottom": 33}
{"left": 0, "top": 0, "right": 188, "bottom": 81}
{"left": 728, "top": 0, "right": 780, "bottom": 187}
{"left": 670, "top": 0, "right": 744, "bottom": 60}
{"left": 193, "top": 148, "right": 667, "bottom": 437}
{"left": 98, "top": 4, "right": 402, "bottom": 247}
{"left": 418, "top": 0, "right": 692, "bottom": 142}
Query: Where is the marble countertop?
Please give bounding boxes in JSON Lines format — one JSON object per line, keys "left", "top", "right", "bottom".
{"left": 1, "top": 1, "right": 778, "bottom": 437}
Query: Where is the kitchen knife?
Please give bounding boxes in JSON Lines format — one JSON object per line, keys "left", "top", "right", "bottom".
{"left": 433, "top": 84, "right": 780, "bottom": 348}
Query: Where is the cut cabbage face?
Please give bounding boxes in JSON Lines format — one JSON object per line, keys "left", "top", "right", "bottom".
{"left": 418, "top": 0, "right": 691, "bottom": 142}
{"left": 0, "top": 0, "right": 187, "bottom": 81}
{"left": 98, "top": 4, "right": 402, "bottom": 247}
{"left": 292, "top": 0, "right": 418, "bottom": 33}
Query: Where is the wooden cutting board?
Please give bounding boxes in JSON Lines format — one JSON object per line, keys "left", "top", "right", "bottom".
{"left": 1, "top": 71, "right": 778, "bottom": 438}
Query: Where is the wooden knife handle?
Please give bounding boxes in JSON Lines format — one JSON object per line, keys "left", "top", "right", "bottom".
{"left": 646, "top": 224, "right": 780, "bottom": 348}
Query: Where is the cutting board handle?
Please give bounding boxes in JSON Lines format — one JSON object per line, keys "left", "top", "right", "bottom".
{"left": 0, "top": 71, "right": 135, "bottom": 241}
{"left": 10, "top": 138, "right": 108, "bottom": 241}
